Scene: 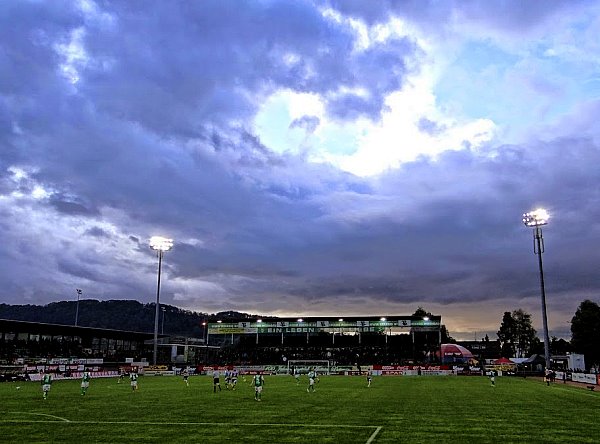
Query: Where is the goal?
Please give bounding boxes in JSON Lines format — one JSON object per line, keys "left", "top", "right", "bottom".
{"left": 287, "top": 360, "right": 330, "bottom": 375}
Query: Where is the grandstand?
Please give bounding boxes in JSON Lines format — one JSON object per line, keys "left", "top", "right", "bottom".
{"left": 206, "top": 315, "right": 442, "bottom": 367}
{"left": 0, "top": 318, "right": 160, "bottom": 364}
{"left": 1, "top": 314, "right": 442, "bottom": 369}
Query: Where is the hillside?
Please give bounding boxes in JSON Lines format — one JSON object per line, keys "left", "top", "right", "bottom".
{"left": 0, "top": 300, "right": 256, "bottom": 338}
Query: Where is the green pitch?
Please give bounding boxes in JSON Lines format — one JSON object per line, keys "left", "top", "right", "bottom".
{"left": 0, "top": 375, "right": 598, "bottom": 443}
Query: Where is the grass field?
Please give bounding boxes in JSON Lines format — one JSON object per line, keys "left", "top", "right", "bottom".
{"left": 1, "top": 374, "right": 599, "bottom": 443}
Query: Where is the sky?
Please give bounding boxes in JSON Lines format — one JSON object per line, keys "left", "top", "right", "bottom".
{"left": 1, "top": 0, "right": 600, "bottom": 341}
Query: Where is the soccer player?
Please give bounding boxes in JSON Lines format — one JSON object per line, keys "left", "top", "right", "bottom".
{"left": 41, "top": 372, "right": 52, "bottom": 400}
{"left": 293, "top": 367, "right": 300, "bottom": 385}
{"left": 224, "top": 369, "right": 231, "bottom": 389}
{"left": 366, "top": 370, "right": 372, "bottom": 388}
{"left": 182, "top": 367, "right": 190, "bottom": 387}
{"left": 130, "top": 371, "right": 139, "bottom": 391}
{"left": 489, "top": 370, "right": 496, "bottom": 387}
{"left": 231, "top": 370, "right": 238, "bottom": 390}
{"left": 253, "top": 374, "right": 265, "bottom": 401}
{"left": 213, "top": 369, "right": 221, "bottom": 393}
{"left": 80, "top": 370, "right": 91, "bottom": 395}
{"left": 307, "top": 368, "right": 316, "bottom": 393}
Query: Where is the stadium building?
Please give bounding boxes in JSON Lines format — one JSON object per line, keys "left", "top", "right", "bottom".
{"left": 205, "top": 315, "right": 442, "bottom": 366}
{"left": 0, "top": 318, "right": 160, "bottom": 364}
{"left": 1, "top": 314, "right": 443, "bottom": 368}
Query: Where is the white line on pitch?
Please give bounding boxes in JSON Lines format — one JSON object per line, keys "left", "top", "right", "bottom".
{"left": 9, "top": 412, "right": 70, "bottom": 422}
{"left": 1, "top": 419, "right": 377, "bottom": 429}
{"left": 365, "top": 426, "right": 382, "bottom": 444}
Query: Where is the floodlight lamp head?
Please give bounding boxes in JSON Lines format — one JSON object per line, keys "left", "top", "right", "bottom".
{"left": 522, "top": 208, "right": 549, "bottom": 227}
{"left": 150, "top": 236, "right": 173, "bottom": 252}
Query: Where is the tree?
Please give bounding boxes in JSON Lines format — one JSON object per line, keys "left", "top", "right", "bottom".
{"left": 512, "top": 309, "right": 537, "bottom": 358}
{"left": 497, "top": 312, "right": 515, "bottom": 356}
{"left": 571, "top": 300, "right": 600, "bottom": 370}
{"left": 497, "top": 309, "right": 537, "bottom": 358}
{"left": 550, "top": 337, "right": 571, "bottom": 355}
{"left": 412, "top": 307, "right": 454, "bottom": 343}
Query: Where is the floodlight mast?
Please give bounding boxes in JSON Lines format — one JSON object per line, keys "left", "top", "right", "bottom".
{"left": 75, "top": 288, "right": 82, "bottom": 326}
{"left": 150, "top": 236, "right": 173, "bottom": 365}
{"left": 522, "top": 209, "right": 551, "bottom": 370}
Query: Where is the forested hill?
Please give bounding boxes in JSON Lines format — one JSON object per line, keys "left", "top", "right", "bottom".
{"left": 0, "top": 300, "right": 256, "bottom": 338}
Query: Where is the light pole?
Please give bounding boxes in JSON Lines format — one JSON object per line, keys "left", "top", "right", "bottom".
{"left": 161, "top": 306, "right": 166, "bottom": 334}
{"left": 150, "top": 236, "right": 173, "bottom": 365}
{"left": 522, "top": 208, "right": 551, "bottom": 370}
{"left": 75, "top": 288, "right": 82, "bottom": 326}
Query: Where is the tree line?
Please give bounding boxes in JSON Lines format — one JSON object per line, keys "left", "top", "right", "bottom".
{"left": 496, "top": 300, "right": 600, "bottom": 370}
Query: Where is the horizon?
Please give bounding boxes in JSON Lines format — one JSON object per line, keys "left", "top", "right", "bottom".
{"left": 0, "top": 297, "right": 577, "bottom": 342}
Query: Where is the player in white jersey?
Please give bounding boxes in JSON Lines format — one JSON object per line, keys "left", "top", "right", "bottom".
{"left": 366, "top": 370, "right": 372, "bottom": 388}
{"left": 80, "top": 370, "right": 91, "bottom": 395}
{"left": 253, "top": 374, "right": 265, "bottom": 401}
{"left": 213, "top": 370, "right": 221, "bottom": 393}
{"left": 293, "top": 367, "right": 300, "bottom": 384}
{"left": 130, "top": 371, "right": 139, "bottom": 391}
{"left": 307, "top": 368, "right": 316, "bottom": 393}
{"left": 41, "top": 372, "right": 52, "bottom": 400}
{"left": 182, "top": 368, "right": 190, "bottom": 387}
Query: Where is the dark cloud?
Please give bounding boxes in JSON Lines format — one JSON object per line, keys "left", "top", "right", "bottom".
{"left": 73, "top": 0, "right": 418, "bottom": 129}
{"left": 289, "top": 115, "right": 320, "bottom": 133}
{"left": 48, "top": 196, "right": 99, "bottom": 216}
{"left": 84, "top": 226, "right": 110, "bottom": 238}
{"left": 418, "top": 118, "right": 446, "bottom": 136}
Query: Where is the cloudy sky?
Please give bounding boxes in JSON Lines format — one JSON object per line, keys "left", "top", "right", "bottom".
{"left": 2, "top": 0, "right": 600, "bottom": 340}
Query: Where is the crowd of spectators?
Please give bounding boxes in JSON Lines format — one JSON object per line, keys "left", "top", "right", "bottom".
{"left": 208, "top": 332, "right": 438, "bottom": 366}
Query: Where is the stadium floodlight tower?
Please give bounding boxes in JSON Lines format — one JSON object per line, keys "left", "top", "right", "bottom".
{"left": 522, "top": 208, "right": 551, "bottom": 370}
{"left": 150, "top": 236, "right": 173, "bottom": 365}
{"left": 75, "top": 288, "right": 82, "bottom": 326}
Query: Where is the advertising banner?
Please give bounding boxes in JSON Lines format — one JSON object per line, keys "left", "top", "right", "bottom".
{"left": 208, "top": 327, "right": 256, "bottom": 334}
{"left": 373, "top": 365, "right": 452, "bottom": 376}
{"left": 572, "top": 373, "right": 597, "bottom": 384}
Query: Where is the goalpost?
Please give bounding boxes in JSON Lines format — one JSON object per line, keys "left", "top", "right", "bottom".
{"left": 287, "top": 360, "right": 330, "bottom": 375}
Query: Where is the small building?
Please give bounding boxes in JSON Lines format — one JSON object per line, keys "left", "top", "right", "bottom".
{"left": 551, "top": 353, "right": 585, "bottom": 371}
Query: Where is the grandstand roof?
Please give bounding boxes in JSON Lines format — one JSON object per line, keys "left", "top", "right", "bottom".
{"left": 207, "top": 315, "right": 442, "bottom": 334}
{"left": 211, "top": 315, "right": 441, "bottom": 323}
{"left": 0, "top": 318, "right": 161, "bottom": 340}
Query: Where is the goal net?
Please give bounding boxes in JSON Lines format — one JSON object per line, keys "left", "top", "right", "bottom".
{"left": 287, "top": 360, "right": 330, "bottom": 375}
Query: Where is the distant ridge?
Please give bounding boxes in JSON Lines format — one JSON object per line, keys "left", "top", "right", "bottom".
{"left": 0, "top": 300, "right": 257, "bottom": 337}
